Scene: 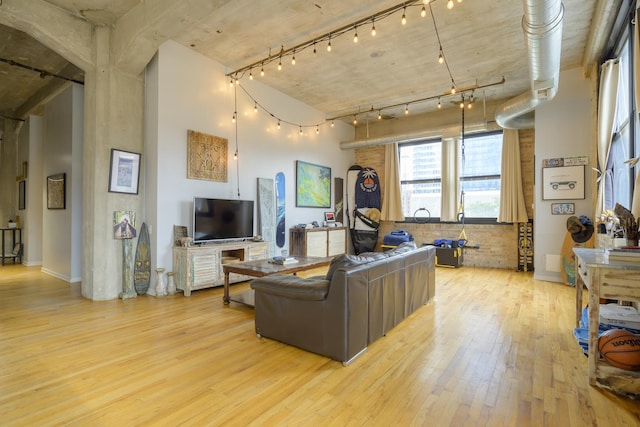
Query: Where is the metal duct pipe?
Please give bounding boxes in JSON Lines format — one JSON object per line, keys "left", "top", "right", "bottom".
{"left": 495, "top": 0, "right": 564, "bottom": 129}
{"left": 340, "top": 122, "right": 496, "bottom": 150}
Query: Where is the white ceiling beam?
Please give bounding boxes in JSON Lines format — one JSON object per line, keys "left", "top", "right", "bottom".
{"left": 112, "top": 0, "right": 235, "bottom": 76}
{"left": 0, "top": 0, "right": 93, "bottom": 72}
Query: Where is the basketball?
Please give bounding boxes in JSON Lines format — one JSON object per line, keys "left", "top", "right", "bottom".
{"left": 598, "top": 329, "right": 640, "bottom": 371}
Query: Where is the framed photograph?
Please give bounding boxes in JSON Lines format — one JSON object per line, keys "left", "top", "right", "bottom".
{"left": 109, "top": 149, "right": 141, "bottom": 194}
{"left": 551, "top": 202, "right": 575, "bottom": 215}
{"left": 296, "top": 160, "right": 331, "bottom": 208}
{"left": 18, "top": 180, "right": 25, "bottom": 210}
{"left": 542, "top": 165, "right": 584, "bottom": 200}
{"left": 47, "top": 173, "right": 66, "bottom": 209}
{"left": 324, "top": 212, "right": 336, "bottom": 222}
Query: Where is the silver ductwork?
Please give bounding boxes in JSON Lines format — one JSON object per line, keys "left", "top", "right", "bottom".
{"left": 496, "top": 0, "right": 564, "bottom": 129}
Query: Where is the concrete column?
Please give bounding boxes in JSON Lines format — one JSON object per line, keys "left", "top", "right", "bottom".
{"left": 82, "top": 26, "right": 144, "bottom": 300}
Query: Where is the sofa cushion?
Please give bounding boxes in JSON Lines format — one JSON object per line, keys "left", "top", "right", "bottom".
{"left": 386, "top": 241, "right": 417, "bottom": 256}
{"left": 251, "top": 274, "right": 330, "bottom": 301}
{"left": 325, "top": 254, "right": 365, "bottom": 281}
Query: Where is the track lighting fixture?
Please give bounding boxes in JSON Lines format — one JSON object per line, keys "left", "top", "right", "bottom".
{"left": 404, "top": 104, "right": 409, "bottom": 115}
{"left": 401, "top": 8, "right": 407, "bottom": 25}
{"left": 316, "top": 125, "right": 320, "bottom": 134}
{"left": 260, "top": 65, "right": 265, "bottom": 77}
{"left": 353, "top": 115, "right": 357, "bottom": 125}
{"left": 278, "top": 57, "right": 282, "bottom": 70}
{"left": 299, "top": 126, "right": 303, "bottom": 135}
{"left": 233, "top": 150, "right": 238, "bottom": 160}
{"left": 437, "top": 98, "right": 442, "bottom": 109}
{"left": 354, "top": 27, "right": 358, "bottom": 43}
{"left": 447, "top": 0, "right": 454, "bottom": 9}
{"left": 249, "top": 70, "right": 253, "bottom": 80}
{"left": 371, "top": 20, "right": 376, "bottom": 37}
{"left": 421, "top": 6, "right": 427, "bottom": 17}
{"left": 378, "top": 110, "right": 383, "bottom": 120}
{"left": 327, "top": 37, "right": 332, "bottom": 52}
{"left": 451, "top": 85, "right": 456, "bottom": 94}
{"left": 232, "top": 112, "right": 236, "bottom": 123}
{"left": 438, "top": 51, "right": 444, "bottom": 64}
{"left": 331, "top": 121, "right": 335, "bottom": 128}
{"left": 254, "top": 102, "right": 258, "bottom": 113}
{"left": 291, "top": 52, "right": 296, "bottom": 65}
{"left": 277, "top": 120, "right": 281, "bottom": 129}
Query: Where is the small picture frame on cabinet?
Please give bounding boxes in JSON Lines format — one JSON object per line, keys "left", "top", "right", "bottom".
{"left": 324, "top": 212, "right": 336, "bottom": 223}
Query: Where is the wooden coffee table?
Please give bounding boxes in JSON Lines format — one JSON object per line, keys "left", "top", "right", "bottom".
{"left": 222, "top": 256, "right": 332, "bottom": 306}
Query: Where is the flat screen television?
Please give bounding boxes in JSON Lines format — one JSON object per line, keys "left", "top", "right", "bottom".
{"left": 193, "top": 197, "right": 254, "bottom": 243}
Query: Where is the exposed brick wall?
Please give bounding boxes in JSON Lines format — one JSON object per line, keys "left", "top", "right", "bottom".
{"left": 354, "top": 129, "right": 534, "bottom": 270}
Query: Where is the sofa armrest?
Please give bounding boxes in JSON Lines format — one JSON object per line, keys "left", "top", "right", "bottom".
{"left": 251, "top": 274, "right": 330, "bottom": 301}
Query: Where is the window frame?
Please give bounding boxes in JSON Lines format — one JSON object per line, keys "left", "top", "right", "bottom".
{"left": 398, "top": 130, "right": 504, "bottom": 225}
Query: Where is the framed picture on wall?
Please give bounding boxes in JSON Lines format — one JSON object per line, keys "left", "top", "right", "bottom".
{"left": 542, "top": 165, "right": 585, "bottom": 200}
{"left": 108, "top": 149, "right": 141, "bottom": 194}
{"left": 296, "top": 160, "right": 331, "bottom": 208}
{"left": 18, "top": 180, "right": 26, "bottom": 210}
{"left": 47, "top": 173, "right": 66, "bottom": 209}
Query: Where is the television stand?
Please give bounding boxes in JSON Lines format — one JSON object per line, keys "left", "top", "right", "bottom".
{"left": 173, "top": 240, "right": 269, "bottom": 296}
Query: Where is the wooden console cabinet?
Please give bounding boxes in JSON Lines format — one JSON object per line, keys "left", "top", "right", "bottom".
{"left": 173, "top": 240, "right": 268, "bottom": 296}
{"left": 289, "top": 227, "right": 346, "bottom": 257}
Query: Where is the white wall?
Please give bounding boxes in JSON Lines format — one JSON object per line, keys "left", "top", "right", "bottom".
{"left": 534, "top": 68, "right": 593, "bottom": 282}
{"left": 42, "top": 84, "right": 84, "bottom": 282}
{"left": 146, "top": 40, "right": 355, "bottom": 274}
{"left": 18, "top": 115, "right": 44, "bottom": 265}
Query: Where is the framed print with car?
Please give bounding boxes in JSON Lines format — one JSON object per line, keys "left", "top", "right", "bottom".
{"left": 542, "top": 165, "right": 584, "bottom": 200}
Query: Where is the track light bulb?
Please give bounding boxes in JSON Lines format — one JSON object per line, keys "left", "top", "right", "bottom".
{"left": 233, "top": 150, "right": 238, "bottom": 160}
{"left": 371, "top": 23, "right": 376, "bottom": 37}
{"left": 331, "top": 121, "right": 335, "bottom": 128}
{"left": 421, "top": 6, "right": 427, "bottom": 17}
{"left": 327, "top": 39, "right": 332, "bottom": 52}
{"left": 232, "top": 112, "right": 236, "bottom": 123}
{"left": 249, "top": 71, "right": 253, "bottom": 80}
{"left": 467, "top": 102, "right": 473, "bottom": 109}
{"left": 299, "top": 126, "right": 303, "bottom": 135}
{"left": 278, "top": 58, "right": 282, "bottom": 70}
{"left": 254, "top": 102, "right": 258, "bottom": 113}
{"left": 378, "top": 111, "right": 382, "bottom": 120}
{"left": 437, "top": 99, "right": 442, "bottom": 109}
{"left": 277, "top": 120, "right": 281, "bottom": 129}
{"left": 404, "top": 105, "right": 409, "bottom": 115}
{"left": 353, "top": 115, "right": 357, "bottom": 125}
{"left": 354, "top": 28, "right": 358, "bottom": 43}
{"left": 460, "top": 101, "right": 465, "bottom": 109}
{"left": 438, "top": 52, "right": 444, "bottom": 64}
{"left": 447, "top": 0, "right": 454, "bottom": 9}
{"left": 230, "top": 78, "right": 234, "bottom": 87}
{"left": 260, "top": 66, "right": 265, "bottom": 77}
{"left": 451, "top": 85, "right": 456, "bottom": 94}
{"left": 401, "top": 10, "right": 407, "bottom": 25}
{"left": 316, "top": 126, "right": 320, "bottom": 135}
{"left": 291, "top": 55, "right": 296, "bottom": 65}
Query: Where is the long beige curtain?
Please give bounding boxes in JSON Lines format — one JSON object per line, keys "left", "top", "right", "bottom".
{"left": 381, "top": 143, "right": 405, "bottom": 221}
{"left": 596, "top": 59, "right": 620, "bottom": 217}
{"left": 497, "top": 129, "right": 528, "bottom": 223}
{"left": 632, "top": 5, "right": 640, "bottom": 218}
{"left": 440, "top": 137, "right": 460, "bottom": 222}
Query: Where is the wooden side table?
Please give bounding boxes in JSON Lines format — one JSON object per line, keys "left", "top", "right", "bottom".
{"left": 1, "top": 227, "right": 23, "bottom": 265}
{"left": 574, "top": 248, "right": 640, "bottom": 396}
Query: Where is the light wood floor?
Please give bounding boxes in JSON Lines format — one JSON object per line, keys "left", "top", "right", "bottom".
{"left": 1, "top": 264, "right": 639, "bottom": 426}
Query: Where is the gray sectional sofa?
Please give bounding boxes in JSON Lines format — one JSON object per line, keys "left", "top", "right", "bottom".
{"left": 250, "top": 242, "right": 436, "bottom": 364}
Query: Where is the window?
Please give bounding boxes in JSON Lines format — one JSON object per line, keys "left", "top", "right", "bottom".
{"left": 602, "top": 5, "right": 638, "bottom": 213}
{"left": 399, "top": 131, "right": 503, "bottom": 221}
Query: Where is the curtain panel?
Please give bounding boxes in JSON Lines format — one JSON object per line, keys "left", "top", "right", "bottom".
{"left": 632, "top": 5, "right": 640, "bottom": 218}
{"left": 497, "top": 129, "right": 528, "bottom": 223}
{"left": 381, "top": 143, "right": 405, "bottom": 221}
{"left": 440, "top": 137, "right": 460, "bottom": 222}
{"left": 596, "top": 59, "right": 620, "bottom": 217}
